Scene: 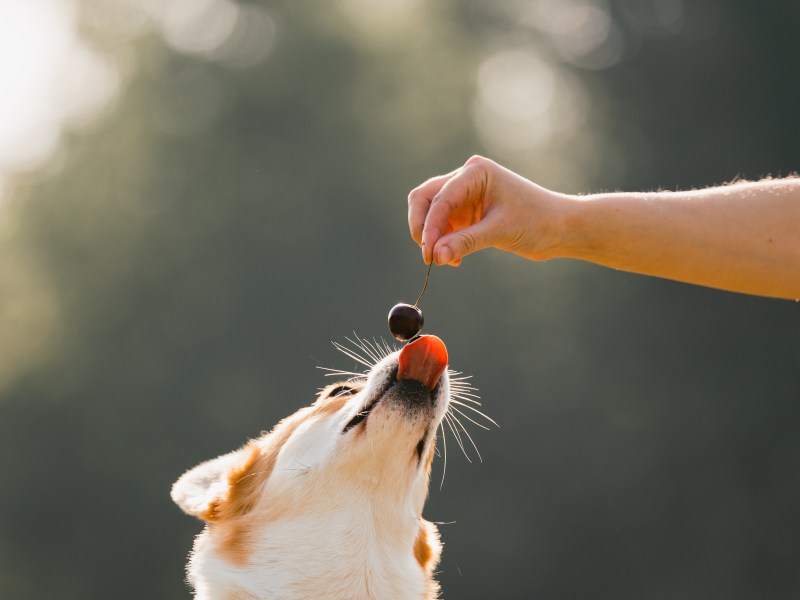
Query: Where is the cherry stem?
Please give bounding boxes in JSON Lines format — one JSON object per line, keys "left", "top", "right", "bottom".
{"left": 413, "top": 261, "right": 433, "bottom": 308}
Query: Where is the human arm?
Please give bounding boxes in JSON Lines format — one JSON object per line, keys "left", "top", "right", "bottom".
{"left": 407, "top": 155, "right": 800, "bottom": 300}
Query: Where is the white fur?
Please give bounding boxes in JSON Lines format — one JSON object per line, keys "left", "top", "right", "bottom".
{"left": 172, "top": 346, "right": 450, "bottom": 600}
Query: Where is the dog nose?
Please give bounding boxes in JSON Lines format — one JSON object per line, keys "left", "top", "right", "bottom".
{"left": 397, "top": 335, "right": 448, "bottom": 390}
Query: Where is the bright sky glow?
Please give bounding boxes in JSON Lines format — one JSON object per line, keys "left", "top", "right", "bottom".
{"left": 0, "top": 0, "right": 276, "bottom": 205}
{"left": 0, "top": 0, "right": 119, "bottom": 188}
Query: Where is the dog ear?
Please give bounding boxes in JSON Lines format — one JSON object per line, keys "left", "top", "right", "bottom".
{"left": 172, "top": 405, "right": 316, "bottom": 522}
{"left": 171, "top": 447, "right": 253, "bottom": 520}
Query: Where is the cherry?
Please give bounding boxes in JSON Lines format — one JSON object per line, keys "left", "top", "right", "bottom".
{"left": 388, "top": 303, "right": 424, "bottom": 342}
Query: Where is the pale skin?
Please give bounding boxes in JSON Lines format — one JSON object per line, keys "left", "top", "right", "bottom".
{"left": 408, "top": 155, "right": 800, "bottom": 301}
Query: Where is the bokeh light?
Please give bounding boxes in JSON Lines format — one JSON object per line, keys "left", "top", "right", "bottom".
{"left": 0, "top": 0, "right": 277, "bottom": 205}
{"left": 0, "top": 0, "right": 119, "bottom": 191}
{"left": 474, "top": 48, "right": 582, "bottom": 152}
{"left": 145, "top": 0, "right": 241, "bottom": 56}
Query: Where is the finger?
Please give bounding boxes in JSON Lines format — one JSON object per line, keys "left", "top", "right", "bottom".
{"left": 432, "top": 217, "right": 495, "bottom": 265}
{"left": 407, "top": 172, "right": 457, "bottom": 249}
{"left": 421, "top": 164, "right": 483, "bottom": 262}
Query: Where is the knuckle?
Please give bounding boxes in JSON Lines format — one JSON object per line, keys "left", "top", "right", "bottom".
{"left": 466, "top": 154, "right": 489, "bottom": 168}
{"left": 459, "top": 230, "right": 477, "bottom": 253}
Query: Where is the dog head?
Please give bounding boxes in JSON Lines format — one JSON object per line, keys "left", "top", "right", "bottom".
{"left": 172, "top": 335, "right": 479, "bottom": 599}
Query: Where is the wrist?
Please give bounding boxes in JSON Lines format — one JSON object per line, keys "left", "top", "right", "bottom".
{"left": 519, "top": 190, "right": 582, "bottom": 262}
{"left": 554, "top": 193, "right": 590, "bottom": 260}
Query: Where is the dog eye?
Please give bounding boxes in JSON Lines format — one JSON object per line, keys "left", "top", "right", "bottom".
{"left": 327, "top": 385, "right": 359, "bottom": 398}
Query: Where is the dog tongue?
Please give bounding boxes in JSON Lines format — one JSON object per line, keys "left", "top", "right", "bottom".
{"left": 397, "top": 335, "right": 448, "bottom": 390}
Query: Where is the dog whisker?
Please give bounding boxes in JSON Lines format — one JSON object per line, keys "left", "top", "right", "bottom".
{"left": 348, "top": 333, "right": 382, "bottom": 365}
{"left": 449, "top": 399, "right": 498, "bottom": 428}
{"left": 448, "top": 380, "right": 479, "bottom": 393}
{"left": 447, "top": 370, "right": 474, "bottom": 382}
{"left": 317, "top": 368, "right": 368, "bottom": 380}
{"left": 380, "top": 337, "right": 396, "bottom": 357}
{"left": 447, "top": 410, "right": 483, "bottom": 463}
{"left": 443, "top": 413, "right": 471, "bottom": 463}
{"left": 343, "top": 341, "right": 378, "bottom": 367}
{"left": 377, "top": 337, "right": 396, "bottom": 359}
{"left": 449, "top": 386, "right": 481, "bottom": 399}
{"left": 449, "top": 403, "right": 492, "bottom": 431}
{"left": 448, "top": 379, "right": 480, "bottom": 395}
{"left": 449, "top": 393, "right": 483, "bottom": 408}
{"left": 362, "top": 336, "right": 381, "bottom": 360}
{"left": 447, "top": 369, "right": 467, "bottom": 377}
{"left": 362, "top": 334, "right": 390, "bottom": 363}
{"left": 332, "top": 340, "right": 375, "bottom": 369}
{"left": 437, "top": 421, "right": 449, "bottom": 490}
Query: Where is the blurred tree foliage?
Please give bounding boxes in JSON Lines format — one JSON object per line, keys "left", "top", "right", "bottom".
{"left": 0, "top": 1, "right": 798, "bottom": 599}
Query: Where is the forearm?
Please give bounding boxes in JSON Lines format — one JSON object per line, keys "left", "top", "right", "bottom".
{"left": 555, "top": 179, "right": 800, "bottom": 300}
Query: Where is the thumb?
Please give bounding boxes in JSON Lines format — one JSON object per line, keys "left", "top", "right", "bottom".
{"left": 433, "top": 220, "right": 495, "bottom": 265}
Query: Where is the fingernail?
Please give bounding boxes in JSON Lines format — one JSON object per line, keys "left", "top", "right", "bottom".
{"left": 437, "top": 246, "right": 453, "bottom": 265}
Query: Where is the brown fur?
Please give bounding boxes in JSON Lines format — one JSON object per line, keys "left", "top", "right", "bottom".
{"left": 200, "top": 384, "right": 363, "bottom": 564}
{"left": 202, "top": 406, "right": 312, "bottom": 563}
{"left": 424, "top": 438, "right": 436, "bottom": 476}
{"left": 225, "top": 591, "right": 257, "bottom": 600}
{"left": 413, "top": 525, "right": 433, "bottom": 570}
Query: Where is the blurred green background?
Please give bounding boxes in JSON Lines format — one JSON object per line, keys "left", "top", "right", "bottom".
{"left": 0, "top": 0, "right": 798, "bottom": 598}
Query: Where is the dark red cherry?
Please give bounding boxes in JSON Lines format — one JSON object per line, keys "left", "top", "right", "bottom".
{"left": 388, "top": 303, "right": 424, "bottom": 342}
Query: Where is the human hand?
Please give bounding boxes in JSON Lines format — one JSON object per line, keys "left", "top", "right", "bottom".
{"left": 407, "top": 155, "right": 566, "bottom": 265}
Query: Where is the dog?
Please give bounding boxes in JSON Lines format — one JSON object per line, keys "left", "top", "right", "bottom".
{"left": 171, "top": 334, "right": 488, "bottom": 599}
